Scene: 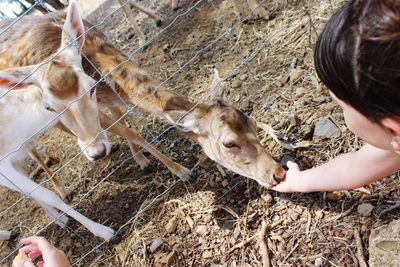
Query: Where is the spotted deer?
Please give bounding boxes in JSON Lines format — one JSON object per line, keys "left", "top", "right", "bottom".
{"left": 4, "top": 7, "right": 285, "bottom": 191}
{"left": 118, "top": 0, "right": 269, "bottom": 49}
{"left": 0, "top": 0, "right": 115, "bottom": 241}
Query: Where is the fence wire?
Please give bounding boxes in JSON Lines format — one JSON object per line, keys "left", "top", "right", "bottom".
{"left": 0, "top": 0, "right": 288, "bottom": 265}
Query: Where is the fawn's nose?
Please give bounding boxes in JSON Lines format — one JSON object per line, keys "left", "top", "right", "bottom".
{"left": 272, "top": 165, "right": 286, "bottom": 183}
{"left": 91, "top": 143, "right": 108, "bottom": 160}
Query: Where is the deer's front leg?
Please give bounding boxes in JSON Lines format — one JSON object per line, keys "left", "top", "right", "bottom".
{"left": 171, "top": 0, "right": 179, "bottom": 10}
{"left": 130, "top": 1, "right": 162, "bottom": 26}
{"left": 29, "top": 148, "right": 70, "bottom": 201}
{"left": 100, "top": 112, "right": 195, "bottom": 181}
{"left": 108, "top": 107, "right": 153, "bottom": 172}
{"left": 247, "top": 0, "right": 269, "bottom": 20}
{"left": 118, "top": 0, "right": 147, "bottom": 49}
{"left": 0, "top": 166, "right": 115, "bottom": 241}
{"left": 233, "top": 0, "right": 248, "bottom": 19}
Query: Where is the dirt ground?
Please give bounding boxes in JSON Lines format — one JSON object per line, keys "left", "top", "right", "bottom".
{"left": 1, "top": 0, "right": 400, "bottom": 266}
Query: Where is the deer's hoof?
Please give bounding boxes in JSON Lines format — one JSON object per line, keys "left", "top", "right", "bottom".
{"left": 138, "top": 44, "right": 148, "bottom": 53}
{"left": 9, "top": 231, "right": 20, "bottom": 242}
{"left": 143, "top": 164, "right": 155, "bottom": 174}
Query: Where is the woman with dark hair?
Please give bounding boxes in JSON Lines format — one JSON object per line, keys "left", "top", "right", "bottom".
{"left": 273, "top": 0, "right": 400, "bottom": 192}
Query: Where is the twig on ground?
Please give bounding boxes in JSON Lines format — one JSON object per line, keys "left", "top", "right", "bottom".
{"left": 378, "top": 200, "right": 400, "bottom": 218}
{"left": 353, "top": 228, "right": 368, "bottom": 267}
{"left": 228, "top": 234, "right": 258, "bottom": 254}
{"left": 326, "top": 203, "right": 357, "bottom": 222}
{"left": 281, "top": 240, "right": 301, "bottom": 264}
{"left": 258, "top": 220, "right": 271, "bottom": 267}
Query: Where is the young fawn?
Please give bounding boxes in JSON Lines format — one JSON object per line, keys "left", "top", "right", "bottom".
{"left": 7, "top": 8, "right": 285, "bottom": 190}
{"left": 0, "top": 0, "right": 115, "bottom": 241}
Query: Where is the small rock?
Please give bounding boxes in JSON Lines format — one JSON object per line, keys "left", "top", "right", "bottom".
{"left": 289, "top": 68, "right": 304, "bottom": 83}
{"left": 165, "top": 216, "right": 179, "bottom": 234}
{"left": 314, "top": 257, "right": 324, "bottom": 266}
{"left": 288, "top": 209, "right": 300, "bottom": 221}
{"left": 369, "top": 219, "right": 400, "bottom": 267}
{"left": 75, "top": 242, "right": 82, "bottom": 248}
{"left": 326, "top": 191, "right": 343, "bottom": 201}
{"left": 222, "top": 179, "right": 229, "bottom": 187}
{"left": 288, "top": 114, "right": 301, "bottom": 127}
{"left": 211, "top": 264, "right": 225, "bottom": 267}
{"left": 313, "top": 118, "right": 341, "bottom": 139}
{"left": 195, "top": 225, "right": 209, "bottom": 236}
{"left": 239, "top": 74, "right": 248, "bottom": 81}
{"left": 149, "top": 238, "right": 163, "bottom": 253}
{"left": 279, "top": 75, "right": 289, "bottom": 86}
{"left": 234, "top": 95, "right": 241, "bottom": 102}
{"left": 294, "top": 87, "right": 306, "bottom": 98}
{"left": 357, "top": 203, "right": 374, "bottom": 217}
{"left": 186, "top": 215, "right": 195, "bottom": 229}
{"left": 231, "top": 80, "right": 242, "bottom": 88}
{"left": 162, "top": 43, "right": 171, "bottom": 52}
{"left": 262, "top": 193, "right": 273, "bottom": 206}
{"left": 233, "top": 225, "right": 241, "bottom": 238}
{"left": 203, "top": 250, "right": 213, "bottom": 259}
{"left": 262, "top": 99, "right": 271, "bottom": 111}
{"left": 312, "top": 96, "right": 329, "bottom": 104}
{"left": 160, "top": 251, "right": 177, "bottom": 264}
{"left": 63, "top": 237, "right": 74, "bottom": 248}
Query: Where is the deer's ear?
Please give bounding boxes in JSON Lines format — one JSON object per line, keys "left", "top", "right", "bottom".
{"left": 209, "top": 68, "right": 226, "bottom": 103}
{"left": 61, "top": 0, "right": 85, "bottom": 51}
{"left": 165, "top": 111, "right": 203, "bottom": 135}
{"left": 0, "top": 66, "right": 39, "bottom": 91}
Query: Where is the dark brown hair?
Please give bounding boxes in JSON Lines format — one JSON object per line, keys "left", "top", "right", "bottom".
{"left": 315, "top": 0, "right": 400, "bottom": 121}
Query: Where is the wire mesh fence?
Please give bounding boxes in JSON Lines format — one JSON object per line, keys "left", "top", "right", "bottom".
{"left": 0, "top": 0, "right": 321, "bottom": 265}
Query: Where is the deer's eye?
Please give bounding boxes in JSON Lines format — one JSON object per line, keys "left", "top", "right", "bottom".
{"left": 223, "top": 141, "right": 240, "bottom": 149}
{"left": 44, "top": 104, "right": 55, "bottom": 112}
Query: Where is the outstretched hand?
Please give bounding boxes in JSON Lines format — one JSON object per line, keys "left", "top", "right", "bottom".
{"left": 15, "top": 236, "right": 70, "bottom": 267}
{"left": 271, "top": 161, "right": 301, "bottom": 192}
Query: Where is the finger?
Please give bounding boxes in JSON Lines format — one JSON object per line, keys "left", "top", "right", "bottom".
{"left": 19, "top": 244, "right": 39, "bottom": 254}
{"left": 270, "top": 182, "right": 290, "bottom": 193}
{"left": 287, "top": 161, "right": 299, "bottom": 170}
{"left": 27, "top": 251, "right": 42, "bottom": 259}
{"left": 25, "top": 236, "right": 54, "bottom": 252}
{"left": 22, "top": 261, "right": 35, "bottom": 267}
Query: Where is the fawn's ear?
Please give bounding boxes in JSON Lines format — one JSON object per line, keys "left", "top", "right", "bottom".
{"left": 209, "top": 69, "right": 227, "bottom": 104}
{"left": 61, "top": 0, "right": 85, "bottom": 52}
{"left": 0, "top": 65, "right": 39, "bottom": 90}
{"left": 165, "top": 110, "right": 204, "bottom": 135}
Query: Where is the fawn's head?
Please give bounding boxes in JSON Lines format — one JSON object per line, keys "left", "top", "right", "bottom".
{"left": 172, "top": 70, "right": 285, "bottom": 187}
{"left": 0, "top": 0, "right": 110, "bottom": 161}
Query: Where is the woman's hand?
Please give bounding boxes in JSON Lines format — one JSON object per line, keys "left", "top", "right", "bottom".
{"left": 272, "top": 161, "right": 301, "bottom": 192}
{"left": 16, "top": 236, "right": 71, "bottom": 267}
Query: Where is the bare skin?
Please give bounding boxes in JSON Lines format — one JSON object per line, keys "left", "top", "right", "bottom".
{"left": 273, "top": 92, "right": 400, "bottom": 192}
{"left": 13, "top": 236, "right": 71, "bottom": 267}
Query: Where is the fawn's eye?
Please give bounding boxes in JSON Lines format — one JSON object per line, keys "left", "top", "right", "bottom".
{"left": 223, "top": 141, "right": 240, "bottom": 149}
{"left": 44, "top": 104, "right": 55, "bottom": 112}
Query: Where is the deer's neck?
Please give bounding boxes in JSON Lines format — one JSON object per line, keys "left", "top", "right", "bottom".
{"left": 83, "top": 39, "right": 197, "bottom": 122}
{"left": 0, "top": 88, "right": 56, "bottom": 157}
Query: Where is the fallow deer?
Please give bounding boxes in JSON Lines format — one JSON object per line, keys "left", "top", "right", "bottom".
{"left": 4, "top": 9, "right": 285, "bottom": 190}
{"left": 0, "top": 0, "right": 115, "bottom": 241}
